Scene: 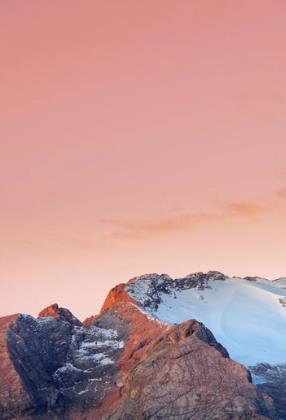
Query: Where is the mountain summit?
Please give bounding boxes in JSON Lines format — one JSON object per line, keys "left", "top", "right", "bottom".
{"left": 125, "top": 271, "right": 286, "bottom": 366}
{"left": 1, "top": 271, "right": 286, "bottom": 419}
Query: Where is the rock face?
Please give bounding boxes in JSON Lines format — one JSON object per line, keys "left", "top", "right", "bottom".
{"left": 0, "top": 315, "right": 31, "bottom": 419}
{"left": 109, "top": 320, "right": 268, "bottom": 420}
{"left": 99, "top": 283, "right": 138, "bottom": 314}
{"left": 250, "top": 364, "right": 286, "bottom": 420}
{"left": 3, "top": 311, "right": 125, "bottom": 419}
{"left": 0, "top": 273, "right": 275, "bottom": 419}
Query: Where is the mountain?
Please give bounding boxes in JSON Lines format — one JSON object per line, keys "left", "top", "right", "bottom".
{"left": 125, "top": 272, "right": 286, "bottom": 366}
{"left": 1, "top": 271, "right": 286, "bottom": 419}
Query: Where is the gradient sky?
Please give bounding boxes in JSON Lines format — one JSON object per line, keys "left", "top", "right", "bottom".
{"left": 1, "top": 1, "right": 286, "bottom": 320}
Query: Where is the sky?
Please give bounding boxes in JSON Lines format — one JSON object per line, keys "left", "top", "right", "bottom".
{"left": 1, "top": 0, "right": 286, "bottom": 320}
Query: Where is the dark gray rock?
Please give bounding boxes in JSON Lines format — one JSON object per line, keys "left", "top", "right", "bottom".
{"left": 250, "top": 364, "right": 286, "bottom": 420}
{"left": 4, "top": 309, "right": 125, "bottom": 418}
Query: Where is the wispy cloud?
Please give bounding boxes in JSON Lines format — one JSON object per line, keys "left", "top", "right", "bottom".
{"left": 108, "top": 200, "right": 264, "bottom": 241}
{"left": 20, "top": 190, "right": 286, "bottom": 250}
{"left": 109, "top": 212, "right": 216, "bottom": 240}
{"left": 226, "top": 202, "right": 262, "bottom": 218}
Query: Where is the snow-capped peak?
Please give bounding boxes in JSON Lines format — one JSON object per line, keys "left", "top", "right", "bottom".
{"left": 125, "top": 272, "right": 286, "bottom": 367}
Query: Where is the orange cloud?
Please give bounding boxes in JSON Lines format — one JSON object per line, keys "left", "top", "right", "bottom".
{"left": 226, "top": 202, "right": 262, "bottom": 218}
{"left": 20, "top": 193, "right": 285, "bottom": 250}
{"left": 107, "top": 200, "right": 266, "bottom": 241}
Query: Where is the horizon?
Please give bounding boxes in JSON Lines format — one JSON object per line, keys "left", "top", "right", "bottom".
{"left": 1, "top": 1, "right": 286, "bottom": 320}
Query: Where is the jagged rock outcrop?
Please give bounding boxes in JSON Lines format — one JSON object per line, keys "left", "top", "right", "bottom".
{"left": 38, "top": 303, "right": 82, "bottom": 326}
{"left": 0, "top": 272, "right": 275, "bottom": 419}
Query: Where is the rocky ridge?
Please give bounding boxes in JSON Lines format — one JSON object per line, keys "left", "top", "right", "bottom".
{"left": 0, "top": 271, "right": 279, "bottom": 419}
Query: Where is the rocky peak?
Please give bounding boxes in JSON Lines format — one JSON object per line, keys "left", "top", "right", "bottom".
{"left": 127, "top": 272, "right": 173, "bottom": 284}
{"left": 125, "top": 271, "right": 229, "bottom": 311}
{"left": 99, "top": 283, "right": 138, "bottom": 314}
{"left": 38, "top": 303, "right": 82, "bottom": 326}
{"left": 125, "top": 273, "right": 175, "bottom": 311}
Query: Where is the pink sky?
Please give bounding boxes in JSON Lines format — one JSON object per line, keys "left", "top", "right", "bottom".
{"left": 1, "top": 1, "right": 286, "bottom": 320}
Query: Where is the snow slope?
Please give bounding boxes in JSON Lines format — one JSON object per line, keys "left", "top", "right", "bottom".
{"left": 127, "top": 275, "right": 286, "bottom": 367}
{"left": 273, "top": 277, "right": 286, "bottom": 289}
